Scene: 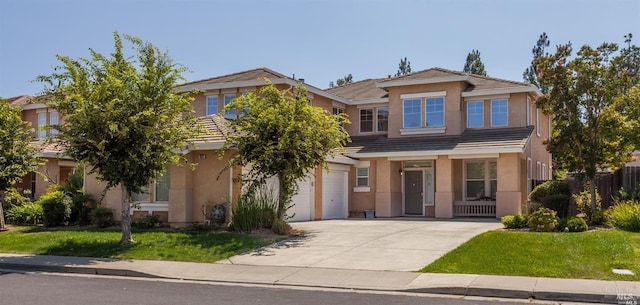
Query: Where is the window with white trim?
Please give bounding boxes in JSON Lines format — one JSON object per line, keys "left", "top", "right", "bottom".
{"left": 536, "top": 161, "right": 542, "bottom": 180}
{"left": 425, "top": 97, "right": 444, "bottom": 127}
{"left": 377, "top": 107, "right": 389, "bottom": 132}
{"left": 536, "top": 108, "right": 541, "bottom": 136}
{"left": 403, "top": 99, "right": 421, "bottom": 128}
{"left": 224, "top": 94, "right": 236, "bottom": 119}
{"left": 49, "top": 111, "right": 59, "bottom": 136}
{"left": 467, "top": 101, "right": 484, "bottom": 128}
{"left": 37, "top": 112, "right": 46, "bottom": 138}
{"left": 526, "top": 97, "right": 531, "bottom": 125}
{"left": 332, "top": 107, "right": 344, "bottom": 115}
{"left": 542, "top": 164, "right": 547, "bottom": 180}
{"left": 359, "top": 108, "right": 373, "bottom": 132}
{"left": 527, "top": 158, "right": 532, "bottom": 196}
{"left": 131, "top": 169, "right": 171, "bottom": 202}
{"left": 491, "top": 99, "right": 508, "bottom": 127}
{"left": 356, "top": 167, "right": 369, "bottom": 187}
{"left": 206, "top": 96, "right": 218, "bottom": 116}
{"left": 465, "top": 160, "right": 497, "bottom": 200}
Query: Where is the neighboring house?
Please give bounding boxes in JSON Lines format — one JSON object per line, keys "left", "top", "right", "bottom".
{"left": 5, "top": 95, "right": 74, "bottom": 200}
{"left": 626, "top": 151, "right": 640, "bottom": 167}
{"left": 327, "top": 68, "right": 552, "bottom": 218}
{"left": 6, "top": 66, "right": 552, "bottom": 226}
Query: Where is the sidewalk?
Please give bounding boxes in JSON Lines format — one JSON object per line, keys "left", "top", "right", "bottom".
{"left": 0, "top": 253, "right": 638, "bottom": 304}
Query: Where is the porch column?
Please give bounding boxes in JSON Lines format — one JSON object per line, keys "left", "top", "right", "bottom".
{"left": 435, "top": 155, "right": 454, "bottom": 218}
{"left": 375, "top": 158, "right": 401, "bottom": 217}
{"left": 168, "top": 153, "right": 194, "bottom": 228}
{"left": 496, "top": 153, "right": 522, "bottom": 217}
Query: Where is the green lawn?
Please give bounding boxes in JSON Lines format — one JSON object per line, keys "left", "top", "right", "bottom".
{"left": 421, "top": 229, "right": 640, "bottom": 281}
{"left": 0, "top": 226, "right": 280, "bottom": 263}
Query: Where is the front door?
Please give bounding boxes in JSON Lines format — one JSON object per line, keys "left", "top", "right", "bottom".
{"left": 404, "top": 170, "right": 423, "bottom": 215}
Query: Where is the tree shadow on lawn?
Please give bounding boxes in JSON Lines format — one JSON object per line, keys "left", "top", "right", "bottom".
{"left": 39, "top": 238, "right": 136, "bottom": 259}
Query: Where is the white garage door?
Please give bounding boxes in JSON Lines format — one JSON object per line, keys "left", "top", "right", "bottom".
{"left": 288, "top": 176, "right": 313, "bottom": 222}
{"left": 322, "top": 167, "right": 348, "bottom": 219}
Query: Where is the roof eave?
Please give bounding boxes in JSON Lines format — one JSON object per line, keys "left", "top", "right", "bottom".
{"left": 375, "top": 76, "right": 476, "bottom": 89}
{"left": 461, "top": 86, "right": 541, "bottom": 98}
{"left": 347, "top": 146, "right": 526, "bottom": 159}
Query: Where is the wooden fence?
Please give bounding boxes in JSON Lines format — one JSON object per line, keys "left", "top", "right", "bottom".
{"left": 532, "top": 166, "right": 640, "bottom": 212}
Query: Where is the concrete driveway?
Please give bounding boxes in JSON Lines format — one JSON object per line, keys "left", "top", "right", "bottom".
{"left": 219, "top": 219, "right": 502, "bottom": 272}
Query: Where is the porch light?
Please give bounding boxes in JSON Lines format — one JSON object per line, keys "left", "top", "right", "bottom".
{"left": 399, "top": 169, "right": 403, "bottom": 176}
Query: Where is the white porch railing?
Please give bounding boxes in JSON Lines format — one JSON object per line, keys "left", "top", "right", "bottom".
{"left": 130, "top": 202, "right": 169, "bottom": 216}
{"left": 453, "top": 201, "right": 496, "bottom": 217}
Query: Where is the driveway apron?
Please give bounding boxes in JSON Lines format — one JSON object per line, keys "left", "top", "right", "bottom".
{"left": 220, "top": 219, "right": 502, "bottom": 272}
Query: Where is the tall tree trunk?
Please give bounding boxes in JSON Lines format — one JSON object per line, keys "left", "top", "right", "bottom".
{"left": 589, "top": 178, "right": 597, "bottom": 214}
{"left": 0, "top": 191, "right": 6, "bottom": 231}
{"left": 277, "top": 172, "right": 286, "bottom": 221}
{"left": 120, "top": 185, "right": 134, "bottom": 244}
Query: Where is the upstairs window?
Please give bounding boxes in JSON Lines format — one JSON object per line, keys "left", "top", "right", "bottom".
{"left": 491, "top": 99, "right": 508, "bottom": 127}
{"left": 403, "top": 99, "right": 421, "bottom": 128}
{"left": 332, "top": 107, "right": 344, "bottom": 115}
{"left": 467, "top": 101, "right": 484, "bottom": 128}
{"left": 37, "top": 112, "right": 46, "bottom": 138}
{"left": 206, "top": 96, "right": 218, "bottom": 116}
{"left": 224, "top": 94, "right": 236, "bottom": 119}
{"left": 49, "top": 111, "right": 59, "bottom": 135}
{"left": 425, "top": 97, "right": 444, "bottom": 127}
{"left": 377, "top": 107, "right": 389, "bottom": 132}
{"left": 359, "top": 109, "right": 373, "bottom": 132}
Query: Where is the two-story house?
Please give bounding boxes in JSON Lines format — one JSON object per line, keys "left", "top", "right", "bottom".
{"left": 7, "top": 66, "right": 552, "bottom": 227}
{"left": 5, "top": 95, "right": 75, "bottom": 200}
{"left": 328, "top": 68, "right": 552, "bottom": 218}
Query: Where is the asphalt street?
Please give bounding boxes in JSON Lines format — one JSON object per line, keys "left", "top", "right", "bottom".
{"left": 0, "top": 271, "right": 554, "bottom": 305}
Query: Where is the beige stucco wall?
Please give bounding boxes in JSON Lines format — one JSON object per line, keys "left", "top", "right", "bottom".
{"left": 496, "top": 153, "right": 523, "bottom": 217}
{"left": 349, "top": 159, "right": 376, "bottom": 216}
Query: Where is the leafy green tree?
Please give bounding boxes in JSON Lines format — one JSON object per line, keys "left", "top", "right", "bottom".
{"left": 335, "top": 74, "right": 353, "bottom": 86}
{"left": 523, "top": 32, "right": 551, "bottom": 93}
{"left": 37, "top": 33, "right": 201, "bottom": 243}
{"left": 463, "top": 49, "right": 486, "bottom": 76}
{"left": 395, "top": 57, "right": 412, "bottom": 76}
{"left": 536, "top": 42, "right": 640, "bottom": 213}
{"left": 222, "top": 81, "right": 350, "bottom": 222}
{"left": 0, "top": 100, "right": 41, "bottom": 230}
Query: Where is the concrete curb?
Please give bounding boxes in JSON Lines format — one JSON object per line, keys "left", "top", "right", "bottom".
{"left": 0, "top": 261, "right": 629, "bottom": 304}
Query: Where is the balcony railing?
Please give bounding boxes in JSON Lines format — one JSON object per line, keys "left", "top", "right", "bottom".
{"left": 453, "top": 200, "right": 496, "bottom": 217}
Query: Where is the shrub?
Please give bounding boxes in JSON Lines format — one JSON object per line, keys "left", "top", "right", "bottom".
{"left": 574, "top": 185, "right": 603, "bottom": 225}
{"left": 37, "top": 190, "right": 72, "bottom": 227}
{"left": 232, "top": 187, "right": 278, "bottom": 233}
{"left": 607, "top": 200, "right": 640, "bottom": 232}
{"left": 614, "top": 184, "right": 640, "bottom": 202}
{"left": 558, "top": 216, "right": 588, "bottom": 232}
{"left": 271, "top": 219, "right": 292, "bottom": 235}
{"left": 91, "top": 207, "right": 115, "bottom": 228}
{"left": 529, "top": 180, "right": 571, "bottom": 204}
{"left": 70, "top": 193, "right": 96, "bottom": 226}
{"left": 3, "top": 187, "right": 31, "bottom": 207}
{"left": 540, "top": 194, "right": 571, "bottom": 218}
{"left": 6, "top": 202, "right": 43, "bottom": 225}
{"left": 501, "top": 214, "right": 528, "bottom": 229}
{"left": 134, "top": 214, "right": 162, "bottom": 229}
{"left": 527, "top": 207, "right": 559, "bottom": 232}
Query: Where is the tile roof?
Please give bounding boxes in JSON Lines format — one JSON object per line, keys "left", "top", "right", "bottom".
{"left": 30, "top": 139, "right": 68, "bottom": 158}
{"left": 5, "top": 95, "right": 33, "bottom": 106}
{"left": 180, "top": 67, "right": 289, "bottom": 87}
{"left": 325, "top": 78, "right": 388, "bottom": 100}
{"left": 345, "top": 126, "right": 534, "bottom": 155}
{"left": 192, "top": 115, "right": 232, "bottom": 144}
{"left": 376, "top": 67, "right": 536, "bottom": 92}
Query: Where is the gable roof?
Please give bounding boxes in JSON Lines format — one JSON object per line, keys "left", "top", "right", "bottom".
{"left": 176, "top": 67, "right": 351, "bottom": 105}
{"left": 345, "top": 126, "right": 534, "bottom": 158}
{"left": 325, "top": 78, "right": 388, "bottom": 101}
{"left": 375, "top": 67, "right": 541, "bottom": 97}
{"left": 5, "top": 95, "right": 33, "bottom": 106}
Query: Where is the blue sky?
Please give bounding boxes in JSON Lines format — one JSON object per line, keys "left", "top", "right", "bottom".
{"left": 1, "top": 0, "right": 638, "bottom": 98}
